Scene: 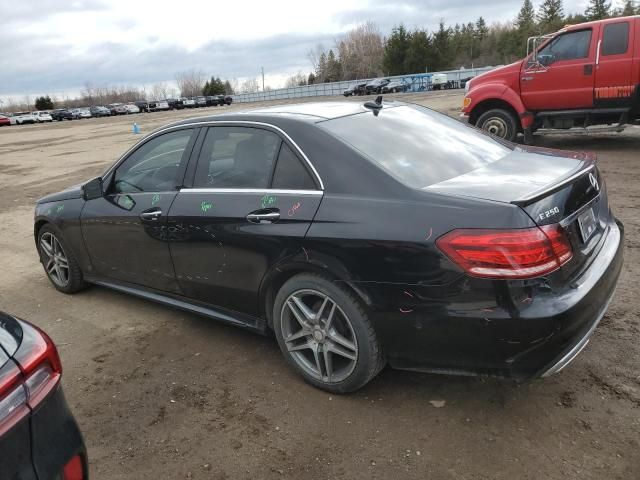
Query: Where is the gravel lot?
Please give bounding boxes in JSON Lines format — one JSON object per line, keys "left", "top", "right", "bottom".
{"left": 0, "top": 91, "right": 638, "bottom": 479}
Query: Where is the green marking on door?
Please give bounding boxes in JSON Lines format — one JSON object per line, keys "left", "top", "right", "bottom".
{"left": 260, "top": 194, "right": 276, "bottom": 209}
{"left": 151, "top": 193, "right": 161, "bottom": 206}
{"left": 201, "top": 201, "right": 213, "bottom": 213}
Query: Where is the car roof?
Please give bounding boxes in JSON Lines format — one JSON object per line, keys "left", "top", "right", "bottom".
{"left": 237, "top": 101, "right": 403, "bottom": 121}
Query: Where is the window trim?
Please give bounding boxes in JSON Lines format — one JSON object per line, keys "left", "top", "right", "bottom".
{"left": 179, "top": 188, "right": 323, "bottom": 195}
{"left": 601, "top": 21, "right": 630, "bottom": 57}
{"left": 538, "top": 28, "right": 593, "bottom": 64}
{"left": 103, "top": 121, "right": 324, "bottom": 190}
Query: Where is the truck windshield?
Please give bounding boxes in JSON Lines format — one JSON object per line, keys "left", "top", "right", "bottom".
{"left": 318, "top": 104, "right": 512, "bottom": 189}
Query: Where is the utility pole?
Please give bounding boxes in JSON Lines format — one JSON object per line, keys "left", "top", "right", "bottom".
{"left": 261, "top": 67, "right": 265, "bottom": 92}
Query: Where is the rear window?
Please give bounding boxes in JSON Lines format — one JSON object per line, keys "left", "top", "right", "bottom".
{"left": 318, "top": 105, "right": 511, "bottom": 189}
{"left": 602, "top": 22, "right": 629, "bottom": 56}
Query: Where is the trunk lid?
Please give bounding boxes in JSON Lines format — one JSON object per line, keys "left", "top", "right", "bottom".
{"left": 425, "top": 146, "right": 608, "bottom": 278}
{"left": 0, "top": 312, "right": 23, "bottom": 369}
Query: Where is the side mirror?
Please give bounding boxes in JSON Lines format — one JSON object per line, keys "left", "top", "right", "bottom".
{"left": 83, "top": 177, "right": 103, "bottom": 200}
{"left": 538, "top": 54, "right": 554, "bottom": 67}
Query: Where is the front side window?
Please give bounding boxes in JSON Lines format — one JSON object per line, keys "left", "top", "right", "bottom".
{"left": 193, "top": 127, "right": 281, "bottom": 189}
{"left": 113, "top": 129, "right": 193, "bottom": 193}
{"left": 538, "top": 29, "right": 592, "bottom": 64}
{"left": 602, "top": 22, "right": 629, "bottom": 56}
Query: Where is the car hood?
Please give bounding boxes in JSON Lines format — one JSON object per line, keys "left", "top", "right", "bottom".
{"left": 424, "top": 146, "right": 595, "bottom": 203}
{"left": 468, "top": 61, "right": 522, "bottom": 88}
{"left": 0, "top": 312, "right": 23, "bottom": 369}
{"left": 37, "top": 183, "right": 83, "bottom": 204}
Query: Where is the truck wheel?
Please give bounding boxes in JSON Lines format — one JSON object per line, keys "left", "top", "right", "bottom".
{"left": 476, "top": 109, "right": 518, "bottom": 142}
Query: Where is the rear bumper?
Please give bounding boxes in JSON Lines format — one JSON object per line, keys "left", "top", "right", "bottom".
{"left": 364, "top": 217, "right": 624, "bottom": 378}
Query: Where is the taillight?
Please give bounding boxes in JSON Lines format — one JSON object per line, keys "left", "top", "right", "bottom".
{"left": 0, "top": 321, "right": 62, "bottom": 436}
{"left": 436, "top": 224, "right": 573, "bottom": 279}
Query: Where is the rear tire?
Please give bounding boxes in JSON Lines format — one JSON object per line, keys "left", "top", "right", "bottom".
{"left": 37, "top": 224, "right": 86, "bottom": 294}
{"left": 273, "top": 273, "right": 385, "bottom": 393}
{"left": 476, "top": 108, "right": 519, "bottom": 142}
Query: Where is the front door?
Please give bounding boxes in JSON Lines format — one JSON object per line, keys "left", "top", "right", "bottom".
{"left": 168, "top": 125, "right": 323, "bottom": 316}
{"left": 594, "top": 19, "right": 635, "bottom": 107}
{"left": 521, "top": 27, "right": 600, "bottom": 110}
{"left": 81, "top": 127, "right": 197, "bottom": 292}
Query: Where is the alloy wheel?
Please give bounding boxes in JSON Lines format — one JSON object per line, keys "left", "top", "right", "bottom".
{"left": 280, "top": 289, "right": 358, "bottom": 383}
{"left": 40, "top": 232, "right": 70, "bottom": 287}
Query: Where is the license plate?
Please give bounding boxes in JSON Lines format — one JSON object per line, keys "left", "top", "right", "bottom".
{"left": 577, "top": 208, "right": 597, "bottom": 242}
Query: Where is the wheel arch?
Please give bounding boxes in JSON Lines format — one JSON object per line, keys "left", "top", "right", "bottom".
{"left": 259, "top": 251, "right": 375, "bottom": 330}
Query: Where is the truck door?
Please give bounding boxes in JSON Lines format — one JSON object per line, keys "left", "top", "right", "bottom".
{"left": 521, "top": 26, "right": 600, "bottom": 110}
{"left": 594, "top": 19, "right": 636, "bottom": 107}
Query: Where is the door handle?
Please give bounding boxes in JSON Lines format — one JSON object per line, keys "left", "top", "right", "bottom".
{"left": 246, "top": 210, "right": 280, "bottom": 224}
{"left": 521, "top": 76, "right": 534, "bottom": 82}
{"left": 140, "top": 208, "right": 162, "bottom": 221}
{"left": 584, "top": 64, "right": 593, "bottom": 75}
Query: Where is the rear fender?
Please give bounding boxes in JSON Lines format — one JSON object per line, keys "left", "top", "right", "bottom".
{"left": 258, "top": 248, "right": 375, "bottom": 327}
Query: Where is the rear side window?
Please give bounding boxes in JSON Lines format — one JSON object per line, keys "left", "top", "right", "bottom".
{"left": 602, "top": 22, "right": 629, "bottom": 56}
{"left": 319, "top": 105, "right": 511, "bottom": 189}
{"left": 193, "top": 127, "right": 280, "bottom": 189}
{"left": 271, "top": 144, "right": 316, "bottom": 190}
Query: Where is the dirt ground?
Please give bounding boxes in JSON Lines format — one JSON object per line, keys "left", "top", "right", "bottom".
{"left": 0, "top": 91, "right": 638, "bottom": 480}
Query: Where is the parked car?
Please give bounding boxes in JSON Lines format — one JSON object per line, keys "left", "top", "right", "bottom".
{"left": 462, "top": 15, "right": 640, "bottom": 142}
{"left": 32, "top": 111, "right": 53, "bottom": 122}
{"left": 166, "top": 98, "right": 182, "bottom": 110}
{"left": 50, "top": 109, "right": 74, "bottom": 121}
{"left": 181, "top": 97, "right": 196, "bottom": 108}
{"left": 0, "top": 311, "right": 87, "bottom": 479}
{"left": 431, "top": 73, "right": 448, "bottom": 90}
{"left": 33, "top": 100, "right": 623, "bottom": 393}
{"left": 343, "top": 82, "right": 368, "bottom": 96}
{"left": 459, "top": 76, "right": 475, "bottom": 89}
{"left": 134, "top": 101, "right": 149, "bottom": 112}
{"left": 365, "top": 78, "right": 391, "bottom": 94}
{"left": 9, "top": 112, "right": 37, "bottom": 125}
{"left": 123, "top": 104, "right": 141, "bottom": 114}
{"left": 381, "top": 81, "right": 408, "bottom": 93}
{"left": 195, "top": 96, "right": 207, "bottom": 108}
{"left": 90, "top": 106, "right": 111, "bottom": 117}
{"left": 0, "top": 114, "right": 10, "bottom": 127}
{"left": 148, "top": 100, "right": 170, "bottom": 112}
{"left": 71, "top": 108, "right": 92, "bottom": 119}
{"left": 107, "top": 103, "right": 128, "bottom": 115}
{"left": 215, "top": 95, "right": 233, "bottom": 106}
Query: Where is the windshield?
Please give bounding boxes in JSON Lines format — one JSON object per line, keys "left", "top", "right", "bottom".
{"left": 319, "top": 104, "right": 512, "bottom": 189}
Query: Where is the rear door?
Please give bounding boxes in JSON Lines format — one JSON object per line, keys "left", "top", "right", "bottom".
{"left": 521, "top": 26, "right": 600, "bottom": 110}
{"left": 594, "top": 19, "right": 636, "bottom": 106}
{"left": 167, "top": 124, "right": 323, "bottom": 316}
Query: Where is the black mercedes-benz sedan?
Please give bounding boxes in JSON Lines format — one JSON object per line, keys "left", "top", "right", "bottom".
{"left": 33, "top": 100, "right": 623, "bottom": 392}
{"left": 0, "top": 312, "right": 87, "bottom": 479}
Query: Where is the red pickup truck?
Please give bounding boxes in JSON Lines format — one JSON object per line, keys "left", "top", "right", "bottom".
{"left": 462, "top": 15, "right": 640, "bottom": 142}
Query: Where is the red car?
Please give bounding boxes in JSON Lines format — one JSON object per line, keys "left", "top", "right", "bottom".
{"left": 0, "top": 114, "right": 10, "bottom": 127}
{"left": 462, "top": 15, "right": 640, "bottom": 142}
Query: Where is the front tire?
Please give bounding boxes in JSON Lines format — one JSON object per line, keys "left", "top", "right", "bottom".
{"left": 37, "top": 225, "right": 86, "bottom": 294}
{"left": 273, "top": 274, "right": 385, "bottom": 393}
{"left": 476, "top": 108, "right": 519, "bottom": 142}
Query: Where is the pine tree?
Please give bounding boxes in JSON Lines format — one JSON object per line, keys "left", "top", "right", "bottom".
{"left": 307, "top": 72, "right": 316, "bottom": 85}
{"left": 383, "top": 24, "right": 410, "bottom": 75}
{"left": 475, "top": 17, "right": 489, "bottom": 41}
{"left": 516, "top": 0, "right": 536, "bottom": 30}
{"left": 585, "top": 0, "right": 611, "bottom": 20}
{"left": 621, "top": 0, "right": 636, "bottom": 15}
{"left": 316, "top": 52, "right": 327, "bottom": 83}
{"left": 538, "top": 0, "right": 565, "bottom": 33}
{"left": 326, "top": 50, "right": 341, "bottom": 82}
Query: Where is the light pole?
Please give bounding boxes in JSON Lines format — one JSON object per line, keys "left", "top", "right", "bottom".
{"left": 261, "top": 67, "right": 265, "bottom": 92}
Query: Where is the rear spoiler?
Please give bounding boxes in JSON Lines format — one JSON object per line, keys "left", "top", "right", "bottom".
{"left": 511, "top": 162, "right": 596, "bottom": 207}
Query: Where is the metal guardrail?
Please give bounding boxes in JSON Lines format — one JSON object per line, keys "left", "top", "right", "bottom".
{"left": 231, "top": 66, "right": 498, "bottom": 103}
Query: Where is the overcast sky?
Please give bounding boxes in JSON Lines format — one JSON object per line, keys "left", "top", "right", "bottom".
{"left": 0, "top": 0, "right": 598, "bottom": 101}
